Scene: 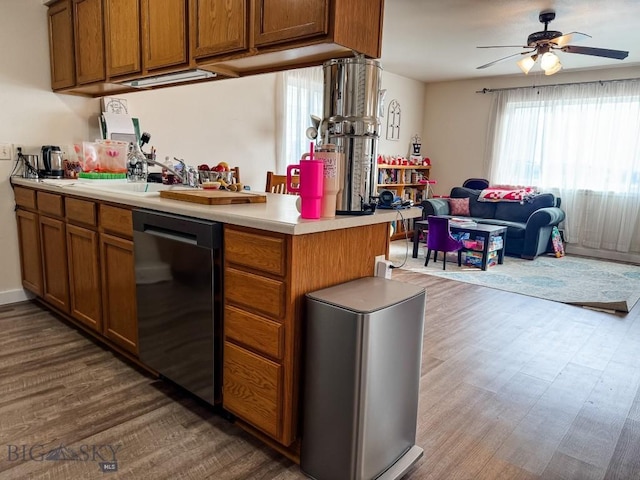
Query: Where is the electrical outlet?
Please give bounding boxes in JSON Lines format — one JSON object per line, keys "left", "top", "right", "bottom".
{"left": 375, "top": 259, "right": 393, "bottom": 279}
{"left": 374, "top": 254, "right": 386, "bottom": 273}
{"left": 0, "top": 143, "right": 12, "bottom": 161}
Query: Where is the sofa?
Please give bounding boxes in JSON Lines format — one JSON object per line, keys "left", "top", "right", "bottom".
{"left": 420, "top": 187, "right": 565, "bottom": 260}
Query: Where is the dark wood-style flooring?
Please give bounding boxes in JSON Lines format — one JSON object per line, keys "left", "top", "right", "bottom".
{"left": 1, "top": 270, "right": 640, "bottom": 479}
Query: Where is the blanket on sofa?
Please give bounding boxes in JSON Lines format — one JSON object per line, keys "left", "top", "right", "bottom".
{"left": 478, "top": 186, "right": 539, "bottom": 203}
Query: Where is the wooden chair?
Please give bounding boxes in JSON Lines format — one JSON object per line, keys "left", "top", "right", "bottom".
{"left": 265, "top": 171, "right": 299, "bottom": 194}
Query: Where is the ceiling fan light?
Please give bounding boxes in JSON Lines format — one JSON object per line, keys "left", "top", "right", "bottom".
{"left": 517, "top": 56, "right": 536, "bottom": 74}
{"left": 544, "top": 60, "right": 563, "bottom": 76}
{"left": 540, "top": 51, "right": 560, "bottom": 71}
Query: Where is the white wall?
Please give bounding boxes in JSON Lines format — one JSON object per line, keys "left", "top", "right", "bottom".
{"left": 121, "top": 68, "right": 425, "bottom": 192}
{"left": 423, "top": 65, "right": 640, "bottom": 195}
{"left": 117, "top": 74, "right": 278, "bottom": 192}
{"left": 0, "top": 0, "right": 97, "bottom": 304}
{"left": 378, "top": 71, "right": 426, "bottom": 158}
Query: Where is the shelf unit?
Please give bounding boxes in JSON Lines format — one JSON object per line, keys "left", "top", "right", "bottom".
{"left": 376, "top": 164, "right": 431, "bottom": 240}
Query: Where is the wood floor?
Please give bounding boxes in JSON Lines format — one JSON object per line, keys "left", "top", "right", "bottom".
{"left": 1, "top": 271, "right": 640, "bottom": 479}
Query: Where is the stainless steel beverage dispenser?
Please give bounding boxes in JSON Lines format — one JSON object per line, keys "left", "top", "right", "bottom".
{"left": 321, "top": 56, "right": 382, "bottom": 215}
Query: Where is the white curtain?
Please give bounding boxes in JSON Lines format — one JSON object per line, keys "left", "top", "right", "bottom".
{"left": 275, "top": 67, "right": 323, "bottom": 173}
{"left": 486, "top": 79, "right": 640, "bottom": 254}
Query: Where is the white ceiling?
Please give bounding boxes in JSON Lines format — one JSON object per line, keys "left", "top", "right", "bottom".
{"left": 380, "top": 0, "right": 640, "bottom": 83}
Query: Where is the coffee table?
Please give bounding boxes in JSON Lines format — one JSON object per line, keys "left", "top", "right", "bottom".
{"left": 412, "top": 218, "right": 508, "bottom": 271}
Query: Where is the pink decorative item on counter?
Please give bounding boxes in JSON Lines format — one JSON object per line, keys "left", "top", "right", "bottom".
{"left": 314, "top": 144, "right": 343, "bottom": 218}
{"left": 81, "top": 140, "right": 128, "bottom": 174}
{"left": 287, "top": 146, "right": 324, "bottom": 219}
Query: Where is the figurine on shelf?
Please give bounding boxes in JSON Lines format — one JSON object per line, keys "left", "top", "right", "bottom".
{"left": 409, "top": 134, "right": 422, "bottom": 164}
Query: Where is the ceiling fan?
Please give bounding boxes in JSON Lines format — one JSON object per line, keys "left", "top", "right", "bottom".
{"left": 476, "top": 9, "right": 629, "bottom": 75}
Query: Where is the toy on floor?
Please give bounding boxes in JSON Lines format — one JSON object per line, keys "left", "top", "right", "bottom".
{"left": 551, "top": 226, "right": 565, "bottom": 257}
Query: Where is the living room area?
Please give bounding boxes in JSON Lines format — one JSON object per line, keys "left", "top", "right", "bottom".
{"left": 382, "top": 1, "right": 640, "bottom": 320}
{"left": 385, "top": 56, "right": 640, "bottom": 473}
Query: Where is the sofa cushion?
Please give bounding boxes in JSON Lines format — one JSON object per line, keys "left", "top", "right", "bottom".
{"left": 450, "top": 187, "right": 497, "bottom": 218}
{"left": 494, "top": 193, "right": 557, "bottom": 223}
{"left": 449, "top": 197, "right": 470, "bottom": 216}
{"left": 476, "top": 219, "right": 527, "bottom": 239}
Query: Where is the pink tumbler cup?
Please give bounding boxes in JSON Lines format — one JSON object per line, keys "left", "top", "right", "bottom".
{"left": 287, "top": 160, "right": 324, "bottom": 219}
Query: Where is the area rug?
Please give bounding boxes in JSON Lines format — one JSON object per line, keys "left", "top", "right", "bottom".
{"left": 389, "top": 240, "right": 640, "bottom": 313}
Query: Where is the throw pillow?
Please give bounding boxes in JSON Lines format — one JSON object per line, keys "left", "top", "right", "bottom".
{"left": 449, "top": 197, "right": 470, "bottom": 216}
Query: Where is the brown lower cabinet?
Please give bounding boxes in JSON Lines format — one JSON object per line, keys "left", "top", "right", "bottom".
{"left": 223, "top": 341, "right": 283, "bottom": 438}
{"left": 40, "top": 215, "right": 70, "bottom": 313}
{"left": 67, "top": 224, "right": 102, "bottom": 331}
{"left": 223, "top": 222, "right": 389, "bottom": 449}
{"left": 13, "top": 186, "right": 138, "bottom": 358}
{"left": 15, "top": 209, "right": 43, "bottom": 296}
{"left": 100, "top": 233, "right": 138, "bottom": 355}
{"left": 14, "top": 184, "right": 389, "bottom": 457}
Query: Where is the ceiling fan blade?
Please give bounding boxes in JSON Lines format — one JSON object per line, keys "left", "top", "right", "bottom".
{"left": 550, "top": 32, "right": 591, "bottom": 47}
{"left": 477, "top": 45, "right": 529, "bottom": 49}
{"left": 561, "top": 45, "right": 629, "bottom": 60}
{"left": 476, "top": 51, "right": 535, "bottom": 70}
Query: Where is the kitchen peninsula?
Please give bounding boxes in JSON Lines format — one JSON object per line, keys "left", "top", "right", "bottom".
{"left": 11, "top": 177, "right": 421, "bottom": 459}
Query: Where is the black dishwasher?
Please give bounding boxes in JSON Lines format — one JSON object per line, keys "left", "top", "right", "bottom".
{"left": 133, "top": 209, "right": 222, "bottom": 406}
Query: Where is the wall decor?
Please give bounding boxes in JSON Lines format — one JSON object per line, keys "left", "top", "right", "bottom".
{"left": 386, "top": 99, "right": 401, "bottom": 141}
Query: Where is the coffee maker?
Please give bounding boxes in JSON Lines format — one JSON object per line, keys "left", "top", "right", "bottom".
{"left": 40, "top": 146, "right": 64, "bottom": 178}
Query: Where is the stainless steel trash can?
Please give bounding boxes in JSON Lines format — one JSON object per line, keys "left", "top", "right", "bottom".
{"left": 301, "top": 277, "right": 426, "bottom": 480}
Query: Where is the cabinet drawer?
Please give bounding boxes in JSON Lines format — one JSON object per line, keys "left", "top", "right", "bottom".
{"left": 100, "top": 204, "right": 133, "bottom": 238}
{"left": 225, "top": 267, "right": 286, "bottom": 319}
{"left": 225, "top": 228, "right": 286, "bottom": 276}
{"left": 13, "top": 187, "right": 37, "bottom": 210}
{"left": 223, "top": 341, "right": 282, "bottom": 439}
{"left": 37, "top": 191, "right": 64, "bottom": 217}
{"left": 225, "top": 305, "right": 283, "bottom": 360}
{"left": 66, "top": 197, "right": 97, "bottom": 227}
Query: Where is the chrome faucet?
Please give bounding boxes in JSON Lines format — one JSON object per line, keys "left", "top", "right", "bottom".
{"left": 128, "top": 144, "right": 199, "bottom": 187}
{"left": 147, "top": 156, "right": 184, "bottom": 183}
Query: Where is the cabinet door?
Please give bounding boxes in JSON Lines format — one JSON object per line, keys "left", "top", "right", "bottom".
{"left": 105, "top": 0, "right": 141, "bottom": 77}
{"left": 252, "top": 0, "right": 327, "bottom": 47}
{"left": 100, "top": 233, "right": 138, "bottom": 355}
{"left": 40, "top": 216, "right": 70, "bottom": 313}
{"left": 16, "top": 209, "right": 43, "bottom": 297}
{"left": 67, "top": 224, "right": 102, "bottom": 332}
{"left": 73, "top": 0, "right": 106, "bottom": 84}
{"left": 141, "top": 0, "right": 188, "bottom": 71}
{"left": 223, "top": 341, "right": 282, "bottom": 438}
{"left": 48, "top": 0, "right": 75, "bottom": 89}
{"left": 190, "top": 0, "right": 247, "bottom": 60}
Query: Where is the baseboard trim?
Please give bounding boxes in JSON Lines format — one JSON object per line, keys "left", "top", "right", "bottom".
{"left": 0, "top": 288, "right": 34, "bottom": 306}
{"left": 566, "top": 245, "right": 640, "bottom": 265}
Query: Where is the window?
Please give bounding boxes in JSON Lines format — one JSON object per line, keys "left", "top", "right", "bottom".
{"left": 275, "top": 67, "right": 323, "bottom": 172}
{"left": 487, "top": 79, "right": 640, "bottom": 254}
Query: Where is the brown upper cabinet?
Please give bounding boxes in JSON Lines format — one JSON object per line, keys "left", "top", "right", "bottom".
{"left": 46, "top": 0, "right": 384, "bottom": 96}
{"left": 141, "top": 0, "right": 189, "bottom": 71}
{"left": 73, "top": 0, "right": 106, "bottom": 84}
{"left": 190, "top": 0, "right": 248, "bottom": 60}
{"left": 105, "top": 0, "right": 142, "bottom": 78}
{"left": 48, "top": 0, "right": 75, "bottom": 89}
{"left": 252, "top": 0, "right": 327, "bottom": 48}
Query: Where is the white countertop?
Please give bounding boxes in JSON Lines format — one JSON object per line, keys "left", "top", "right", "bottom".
{"left": 11, "top": 178, "right": 422, "bottom": 235}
